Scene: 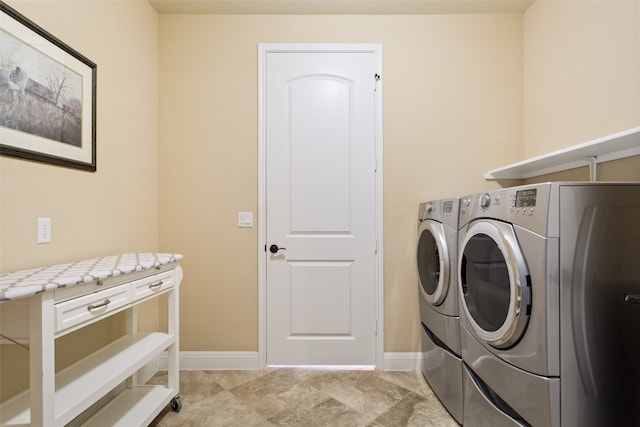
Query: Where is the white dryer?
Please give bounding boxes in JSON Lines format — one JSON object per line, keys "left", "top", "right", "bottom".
{"left": 457, "top": 182, "right": 640, "bottom": 427}
{"left": 417, "top": 198, "right": 462, "bottom": 424}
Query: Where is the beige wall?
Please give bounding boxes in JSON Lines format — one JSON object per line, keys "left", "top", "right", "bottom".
{"left": 0, "top": 0, "right": 160, "bottom": 400}
{"left": 523, "top": 0, "right": 640, "bottom": 158}
{"left": 1, "top": 0, "right": 161, "bottom": 271}
{"left": 158, "top": 14, "right": 524, "bottom": 353}
{"left": 159, "top": 0, "right": 640, "bottom": 357}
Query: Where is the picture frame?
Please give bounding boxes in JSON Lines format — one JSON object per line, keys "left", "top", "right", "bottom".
{"left": 0, "top": 2, "right": 96, "bottom": 172}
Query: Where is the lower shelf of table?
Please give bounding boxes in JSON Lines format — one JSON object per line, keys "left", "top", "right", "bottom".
{"left": 0, "top": 332, "right": 175, "bottom": 426}
{"left": 82, "top": 385, "right": 177, "bottom": 426}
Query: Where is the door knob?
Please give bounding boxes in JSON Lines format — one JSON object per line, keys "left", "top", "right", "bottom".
{"left": 269, "top": 244, "right": 287, "bottom": 254}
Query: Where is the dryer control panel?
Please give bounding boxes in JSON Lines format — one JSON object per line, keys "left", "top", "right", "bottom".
{"left": 512, "top": 188, "right": 538, "bottom": 215}
{"left": 459, "top": 183, "right": 552, "bottom": 236}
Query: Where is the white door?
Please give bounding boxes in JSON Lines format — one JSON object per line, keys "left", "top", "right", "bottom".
{"left": 259, "top": 44, "right": 382, "bottom": 366}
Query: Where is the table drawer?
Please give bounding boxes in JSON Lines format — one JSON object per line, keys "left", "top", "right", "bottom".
{"left": 131, "top": 271, "right": 174, "bottom": 302}
{"left": 55, "top": 283, "right": 131, "bottom": 333}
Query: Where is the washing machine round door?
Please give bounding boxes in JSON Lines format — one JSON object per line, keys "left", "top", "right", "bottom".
{"left": 459, "top": 220, "right": 531, "bottom": 349}
{"left": 417, "top": 219, "right": 450, "bottom": 306}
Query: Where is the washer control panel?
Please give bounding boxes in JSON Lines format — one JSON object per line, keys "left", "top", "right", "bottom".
{"left": 418, "top": 198, "right": 460, "bottom": 228}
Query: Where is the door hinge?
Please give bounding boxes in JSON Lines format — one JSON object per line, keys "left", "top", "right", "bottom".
{"left": 374, "top": 73, "right": 381, "bottom": 81}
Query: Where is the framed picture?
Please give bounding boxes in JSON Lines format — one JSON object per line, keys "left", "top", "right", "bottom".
{"left": 0, "top": 2, "right": 96, "bottom": 171}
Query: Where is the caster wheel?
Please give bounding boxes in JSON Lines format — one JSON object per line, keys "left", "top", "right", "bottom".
{"left": 170, "top": 396, "right": 182, "bottom": 412}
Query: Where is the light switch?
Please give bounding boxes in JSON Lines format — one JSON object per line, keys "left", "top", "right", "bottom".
{"left": 238, "top": 211, "right": 253, "bottom": 228}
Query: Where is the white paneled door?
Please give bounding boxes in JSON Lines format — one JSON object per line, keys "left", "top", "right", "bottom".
{"left": 260, "top": 44, "right": 382, "bottom": 366}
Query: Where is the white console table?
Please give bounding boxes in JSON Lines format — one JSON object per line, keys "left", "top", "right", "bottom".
{"left": 0, "top": 253, "right": 183, "bottom": 427}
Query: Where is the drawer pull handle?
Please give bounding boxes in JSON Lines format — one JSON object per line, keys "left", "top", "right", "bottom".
{"left": 87, "top": 299, "right": 111, "bottom": 311}
{"left": 149, "top": 281, "right": 164, "bottom": 289}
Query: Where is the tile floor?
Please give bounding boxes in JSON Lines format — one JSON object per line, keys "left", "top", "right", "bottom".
{"left": 149, "top": 369, "right": 459, "bottom": 426}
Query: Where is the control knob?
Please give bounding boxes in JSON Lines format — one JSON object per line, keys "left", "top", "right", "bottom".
{"left": 479, "top": 193, "right": 491, "bottom": 209}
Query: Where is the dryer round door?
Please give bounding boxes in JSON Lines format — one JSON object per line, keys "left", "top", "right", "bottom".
{"left": 459, "top": 220, "right": 531, "bottom": 349}
{"left": 417, "top": 220, "right": 450, "bottom": 306}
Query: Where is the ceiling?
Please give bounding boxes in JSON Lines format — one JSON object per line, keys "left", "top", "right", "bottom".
{"left": 148, "top": 0, "right": 535, "bottom": 15}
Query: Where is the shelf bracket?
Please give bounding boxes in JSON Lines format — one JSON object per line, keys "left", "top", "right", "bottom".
{"left": 587, "top": 156, "right": 598, "bottom": 182}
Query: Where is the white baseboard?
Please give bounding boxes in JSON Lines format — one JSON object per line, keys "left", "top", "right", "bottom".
{"left": 156, "top": 351, "right": 421, "bottom": 371}
{"left": 160, "top": 351, "right": 261, "bottom": 370}
{"left": 382, "top": 352, "right": 423, "bottom": 371}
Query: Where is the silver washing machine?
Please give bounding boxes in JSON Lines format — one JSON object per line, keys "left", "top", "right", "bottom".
{"left": 417, "top": 198, "right": 462, "bottom": 424}
{"left": 457, "top": 182, "right": 640, "bottom": 427}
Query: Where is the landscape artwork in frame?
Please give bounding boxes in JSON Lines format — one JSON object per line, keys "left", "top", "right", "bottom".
{"left": 0, "top": 2, "right": 96, "bottom": 171}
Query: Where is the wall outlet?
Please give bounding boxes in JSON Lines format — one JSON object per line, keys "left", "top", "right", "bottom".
{"left": 37, "top": 217, "right": 51, "bottom": 244}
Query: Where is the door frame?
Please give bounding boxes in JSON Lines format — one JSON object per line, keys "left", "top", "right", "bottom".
{"left": 257, "top": 43, "right": 384, "bottom": 369}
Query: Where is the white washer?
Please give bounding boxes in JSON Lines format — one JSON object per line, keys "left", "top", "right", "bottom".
{"left": 417, "top": 198, "right": 462, "bottom": 424}
{"left": 458, "top": 182, "right": 640, "bottom": 427}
